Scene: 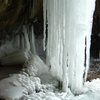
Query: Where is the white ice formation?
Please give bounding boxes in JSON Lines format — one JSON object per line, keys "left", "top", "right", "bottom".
{"left": 43, "top": 0, "right": 96, "bottom": 94}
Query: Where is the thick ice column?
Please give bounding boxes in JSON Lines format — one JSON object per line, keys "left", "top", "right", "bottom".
{"left": 44, "top": 0, "right": 95, "bottom": 94}
{"left": 65, "top": 0, "right": 95, "bottom": 94}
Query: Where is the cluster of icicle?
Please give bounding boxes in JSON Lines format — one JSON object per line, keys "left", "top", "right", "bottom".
{"left": 0, "top": 24, "right": 36, "bottom": 65}
{"left": 0, "top": 22, "right": 49, "bottom": 78}
{"left": 43, "top": 0, "right": 96, "bottom": 94}
{"left": 15, "top": 24, "right": 36, "bottom": 55}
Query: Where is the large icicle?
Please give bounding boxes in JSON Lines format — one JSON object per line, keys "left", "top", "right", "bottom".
{"left": 43, "top": 0, "right": 47, "bottom": 51}
{"left": 23, "top": 25, "right": 30, "bottom": 51}
{"left": 44, "top": 0, "right": 96, "bottom": 94}
{"left": 45, "top": 0, "right": 64, "bottom": 82}
{"left": 29, "top": 25, "right": 36, "bottom": 54}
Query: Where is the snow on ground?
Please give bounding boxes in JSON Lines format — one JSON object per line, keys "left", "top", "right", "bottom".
{"left": 0, "top": 71, "right": 100, "bottom": 100}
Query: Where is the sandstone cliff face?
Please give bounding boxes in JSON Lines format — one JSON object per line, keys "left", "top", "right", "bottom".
{"left": 95, "top": 0, "right": 100, "bottom": 18}
{"left": 0, "top": 0, "right": 24, "bottom": 30}
{"left": 0, "top": 0, "right": 43, "bottom": 44}
{"left": 90, "top": 0, "right": 100, "bottom": 58}
{"left": 92, "top": 0, "right": 100, "bottom": 34}
{"left": 0, "top": 0, "right": 43, "bottom": 33}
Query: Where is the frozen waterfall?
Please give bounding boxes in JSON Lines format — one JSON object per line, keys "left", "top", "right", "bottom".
{"left": 0, "top": 24, "right": 36, "bottom": 65}
{"left": 43, "top": 0, "right": 96, "bottom": 94}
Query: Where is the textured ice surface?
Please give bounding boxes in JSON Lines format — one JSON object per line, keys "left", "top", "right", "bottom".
{"left": 0, "top": 74, "right": 100, "bottom": 100}
{"left": 44, "top": 0, "right": 96, "bottom": 93}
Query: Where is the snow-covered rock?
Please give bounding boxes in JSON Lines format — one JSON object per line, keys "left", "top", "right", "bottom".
{"left": 0, "top": 76, "right": 26, "bottom": 100}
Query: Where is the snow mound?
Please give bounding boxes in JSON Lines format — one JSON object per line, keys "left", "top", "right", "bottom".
{"left": 0, "top": 73, "right": 100, "bottom": 100}
{"left": 0, "top": 73, "right": 42, "bottom": 100}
